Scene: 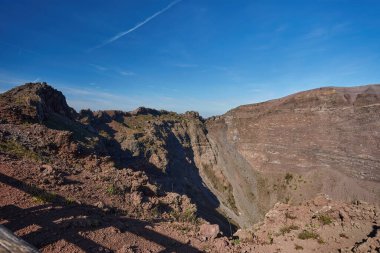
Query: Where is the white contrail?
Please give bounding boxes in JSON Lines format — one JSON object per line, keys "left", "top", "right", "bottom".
{"left": 90, "top": 0, "right": 181, "bottom": 50}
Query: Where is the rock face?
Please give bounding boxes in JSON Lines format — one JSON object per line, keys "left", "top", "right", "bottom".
{"left": 205, "top": 85, "right": 380, "bottom": 227}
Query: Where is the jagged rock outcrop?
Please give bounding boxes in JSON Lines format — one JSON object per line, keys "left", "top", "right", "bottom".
{"left": 0, "top": 82, "right": 76, "bottom": 124}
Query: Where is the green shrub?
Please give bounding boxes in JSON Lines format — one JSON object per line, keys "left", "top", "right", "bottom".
{"left": 27, "top": 184, "right": 57, "bottom": 203}
{"left": 99, "top": 130, "right": 111, "bottom": 139}
{"left": 298, "top": 230, "right": 319, "bottom": 240}
{"left": 317, "top": 238, "right": 325, "bottom": 244}
{"left": 65, "top": 197, "right": 76, "bottom": 205}
{"left": 285, "top": 173, "right": 293, "bottom": 184}
{"left": 268, "top": 234, "right": 274, "bottom": 244}
{"left": 285, "top": 212, "right": 296, "bottom": 219}
{"left": 0, "top": 140, "right": 41, "bottom": 161}
{"left": 170, "top": 208, "right": 197, "bottom": 223}
{"left": 318, "top": 214, "right": 333, "bottom": 225}
{"left": 182, "top": 208, "right": 197, "bottom": 223}
{"left": 32, "top": 192, "right": 57, "bottom": 203}
{"left": 151, "top": 206, "right": 160, "bottom": 218}
{"left": 280, "top": 224, "right": 299, "bottom": 235}
{"left": 203, "top": 163, "right": 238, "bottom": 214}
{"left": 106, "top": 184, "right": 123, "bottom": 195}
{"left": 232, "top": 238, "right": 240, "bottom": 245}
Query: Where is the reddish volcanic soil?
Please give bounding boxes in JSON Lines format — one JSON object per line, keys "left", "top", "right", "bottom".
{"left": 0, "top": 155, "right": 240, "bottom": 253}
{"left": 1, "top": 156, "right": 379, "bottom": 253}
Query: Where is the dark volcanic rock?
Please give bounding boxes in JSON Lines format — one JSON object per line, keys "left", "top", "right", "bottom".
{"left": 131, "top": 107, "right": 168, "bottom": 116}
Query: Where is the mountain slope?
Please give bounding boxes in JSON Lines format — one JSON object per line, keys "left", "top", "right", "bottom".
{"left": 206, "top": 85, "right": 380, "bottom": 227}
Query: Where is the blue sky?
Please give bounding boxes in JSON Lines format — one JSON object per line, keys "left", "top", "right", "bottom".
{"left": 1, "top": 0, "right": 380, "bottom": 116}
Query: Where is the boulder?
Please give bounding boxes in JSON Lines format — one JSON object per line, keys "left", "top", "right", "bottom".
{"left": 199, "top": 223, "right": 220, "bottom": 240}
{"left": 233, "top": 229, "right": 254, "bottom": 242}
{"left": 313, "top": 194, "right": 330, "bottom": 207}
{"left": 214, "top": 237, "right": 229, "bottom": 251}
{"left": 40, "top": 164, "right": 54, "bottom": 175}
{"left": 130, "top": 192, "right": 143, "bottom": 206}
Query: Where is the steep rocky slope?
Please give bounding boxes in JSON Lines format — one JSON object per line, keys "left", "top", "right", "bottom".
{"left": 206, "top": 85, "right": 380, "bottom": 227}
{"left": 77, "top": 108, "right": 236, "bottom": 229}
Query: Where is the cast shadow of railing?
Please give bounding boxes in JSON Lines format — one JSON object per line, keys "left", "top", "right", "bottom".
{"left": 0, "top": 172, "right": 200, "bottom": 253}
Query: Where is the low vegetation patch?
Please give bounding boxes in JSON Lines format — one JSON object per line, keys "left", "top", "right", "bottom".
{"left": 106, "top": 184, "right": 123, "bottom": 195}
{"left": 267, "top": 233, "right": 274, "bottom": 244}
{"left": 172, "top": 223, "right": 192, "bottom": 234}
{"left": 0, "top": 140, "right": 41, "bottom": 161}
{"left": 99, "top": 130, "right": 111, "bottom": 139}
{"left": 279, "top": 224, "right": 299, "bottom": 235}
{"left": 30, "top": 187, "right": 57, "bottom": 203}
{"left": 170, "top": 208, "right": 197, "bottom": 224}
{"left": 317, "top": 237, "right": 325, "bottom": 244}
{"left": 298, "top": 230, "right": 319, "bottom": 240}
{"left": 202, "top": 163, "right": 238, "bottom": 214}
{"left": 182, "top": 207, "right": 198, "bottom": 223}
{"left": 33, "top": 192, "right": 57, "bottom": 203}
{"left": 285, "top": 212, "right": 297, "bottom": 220}
{"left": 232, "top": 238, "right": 240, "bottom": 245}
{"left": 285, "top": 173, "right": 293, "bottom": 184}
{"left": 318, "top": 214, "right": 333, "bottom": 225}
{"left": 65, "top": 197, "right": 76, "bottom": 205}
{"left": 226, "top": 190, "right": 238, "bottom": 214}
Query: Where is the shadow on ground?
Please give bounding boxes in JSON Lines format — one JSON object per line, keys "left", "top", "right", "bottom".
{"left": 0, "top": 172, "right": 200, "bottom": 253}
